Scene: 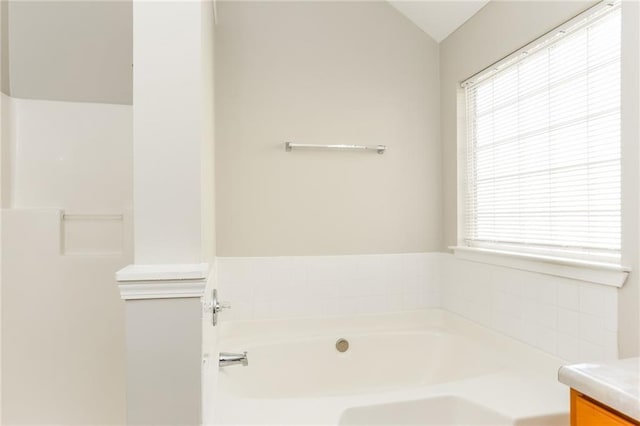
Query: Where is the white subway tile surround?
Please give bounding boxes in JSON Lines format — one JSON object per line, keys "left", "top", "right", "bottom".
{"left": 439, "top": 254, "right": 619, "bottom": 363}
{"left": 216, "top": 253, "right": 441, "bottom": 322}
{"left": 215, "top": 253, "right": 619, "bottom": 363}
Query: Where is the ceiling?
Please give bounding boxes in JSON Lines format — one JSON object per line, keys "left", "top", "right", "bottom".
{"left": 388, "top": 1, "right": 490, "bottom": 43}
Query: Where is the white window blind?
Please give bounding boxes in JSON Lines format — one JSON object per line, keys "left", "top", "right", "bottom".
{"left": 462, "top": 3, "right": 621, "bottom": 264}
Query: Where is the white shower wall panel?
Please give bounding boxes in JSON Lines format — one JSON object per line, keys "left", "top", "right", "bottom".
{"left": 1, "top": 93, "right": 14, "bottom": 207}
{"left": 2, "top": 209, "right": 130, "bottom": 425}
{"left": 9, "top": 97, "right": 132, "bottom": 212}
{"left": 1, "top": 96, "right": 132, "bottom": 424}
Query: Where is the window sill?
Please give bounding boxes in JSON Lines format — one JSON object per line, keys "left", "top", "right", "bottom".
{"left": 450, "top": 246, "right": 630, "bottom": 288}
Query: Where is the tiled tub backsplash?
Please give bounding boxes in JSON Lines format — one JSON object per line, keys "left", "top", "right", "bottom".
{"left": 439, "top": 254, "right": 619, "bottom": 362}
{"left": 215, "top": 253, "right": 441, "bottom": 321}
{"left": 215, "top": 252, "right": 619, "bottom": 363}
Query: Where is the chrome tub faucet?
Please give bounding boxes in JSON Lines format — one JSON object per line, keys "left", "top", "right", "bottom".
{"left": 219, "top": 351, "right": 248, "bottom": 367}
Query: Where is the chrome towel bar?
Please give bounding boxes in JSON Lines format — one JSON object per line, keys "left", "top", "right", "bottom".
{"left": 285, "top": 142, "right": 386, "bottom": 155}
{"left": 62, "top": 214, "right": 124, "bottom": 221}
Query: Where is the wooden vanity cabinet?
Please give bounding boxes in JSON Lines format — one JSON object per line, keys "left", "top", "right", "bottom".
{"left": 571, "top": 389, "right": 640, "bottom": 426}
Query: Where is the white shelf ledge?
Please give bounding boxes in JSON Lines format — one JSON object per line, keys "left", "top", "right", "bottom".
{"left": 451, "top": 246, "right": 629, "bottom": 287}
{"left": 116, "top": 263, "right": 209, "bottom": 282}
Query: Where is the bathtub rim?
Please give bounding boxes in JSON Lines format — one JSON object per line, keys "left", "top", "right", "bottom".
{"left": 206, "top": 309, "right": 571, "bottom": 425}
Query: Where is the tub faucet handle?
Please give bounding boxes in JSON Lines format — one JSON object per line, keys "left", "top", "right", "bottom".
{"left": 211, "top": 289, "right": 230, "bottom": 326}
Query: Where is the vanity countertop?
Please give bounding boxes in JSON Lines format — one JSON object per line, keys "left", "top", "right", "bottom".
{"left": 558, "top": 357, "right": 640, "bottom": 421}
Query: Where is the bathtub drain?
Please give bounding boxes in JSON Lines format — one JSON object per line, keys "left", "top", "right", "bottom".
{"left": 335, "top": 338, "right": 349, "bottom": 352}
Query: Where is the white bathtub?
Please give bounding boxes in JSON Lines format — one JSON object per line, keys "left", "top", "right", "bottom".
{"left": 203, "top": 310, "right": 569, "bottom": 425}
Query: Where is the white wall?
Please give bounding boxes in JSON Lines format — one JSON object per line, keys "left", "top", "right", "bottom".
{"left": 1, "top": 97, "right": 132, "bottom": 425}
{"left": 1, "top": 0, "right": 9, "bottom": 95}
{"left": 201, "top": 0, "right": 216, "bottom": 263}
{"left": 133, "top": 1, "right": 212, "bottom": 265}
{"left": 619, "top": 0, "right": 640, "bottom": 359}
{"left": 0, "top": 4, "right": 5, "bottom": 419}
{"left": 7, "top": 0, "right": 132, "bottom": 104}
{"left": 215, "top": 1, "right": 441, "bottom": 257}
{"left": 123, "top": 2, "right": 216, "bottom": 424}
{"left": 125, "top": 298, "right": 202, "bottom": 426}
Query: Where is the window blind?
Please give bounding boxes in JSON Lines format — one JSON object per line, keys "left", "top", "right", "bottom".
{"left": 462, "top": 3, "right": 621, "bottom": 264}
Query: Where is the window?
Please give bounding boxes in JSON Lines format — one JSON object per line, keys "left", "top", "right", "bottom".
{"left": 461, "top": 2, "right": 621, "bottom": 266}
